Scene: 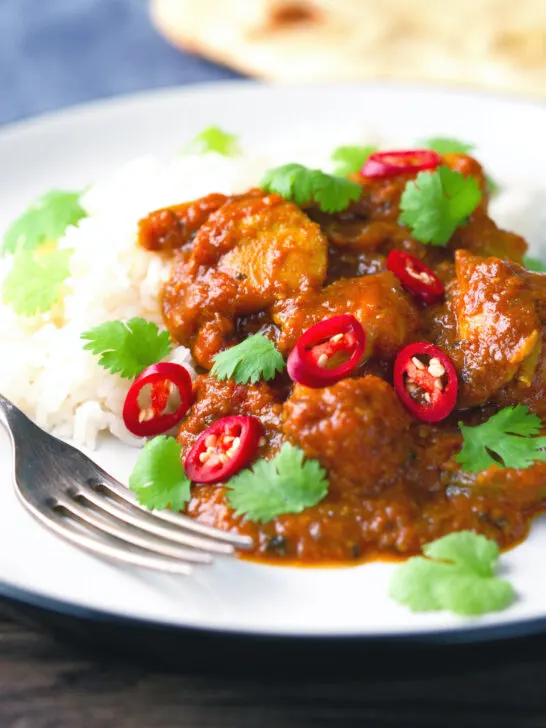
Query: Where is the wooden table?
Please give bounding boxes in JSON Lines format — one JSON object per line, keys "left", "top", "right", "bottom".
{"left": 3, "top": 609, "right": 546, "bottom": 728}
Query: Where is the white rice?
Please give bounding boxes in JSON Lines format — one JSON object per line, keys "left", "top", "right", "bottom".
{"left": 1, "top": 140, "right": 545, "bottom": 450}
{"left": 0, "top": 152, "right": 270, "bottom": 448}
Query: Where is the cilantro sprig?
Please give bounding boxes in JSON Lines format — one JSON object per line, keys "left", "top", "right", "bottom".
{"left": 211, "top": 334, "right": 285, "bottom": 384}
{"left": 422, "top": 137, "right": 500, "bottom": 197}
{"left": 422, "top": 137, "right": 474, "bottom": 155}
{"left": 331, "top": 145, "right": 378, "bottom": 176}
{"left": 2, "top": 248, "right": 73, "bottom": 316}
{"left": 2, "top": 190, "right": 86, "bottom": 256}
{"left": 260, "top": 163, "right": 361, "bottom": 213}
{"left": 226, "top": 443, "right": 329, "bottom": 523}
{"left": 456, "top": 405, "right": 546, "bottom": 473}
{"left": 524, "top": 256, "right": 546, "bottom": 272}
{"left": 81, "top": 318, "right": 172, "bottom": 379}
{"left": 129, "top": 436, "right": 191, "bottom": 511}
{"left": 182, "top": 126, "right": 238, "bottom": 156}
{"left": 390, "top": 531, "right": 515, "bottom": 616}
{"left": 399, "top": 165, "right": 482, "bottom": 245}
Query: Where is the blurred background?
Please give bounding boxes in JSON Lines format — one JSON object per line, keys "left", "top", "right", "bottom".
{"left": 1, "top": 0, "right": 545, "bottom": 127}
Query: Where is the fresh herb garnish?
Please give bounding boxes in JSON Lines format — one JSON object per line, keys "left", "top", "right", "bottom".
{"left": 422, "top": 137, "right": 475, "bottom": 155}
{"left": 390, "top": 531, "right": 515, "bottom": 616}
{"left": 2, "top": 247, "right": 73, "bottom": 316}
{"left": 211, "top": 334, "right": 285, "bottom": 384}
{"left": 422, "top": 138, "right": 500, "bottom": 197}
{"left": 182, "top": 126, "right": 238, "bottom": 156}
{"left": 456, "top": 405, "right": 546, "bottom": 472}
{"left": 226, "top": 443, "right": 329, "bottom": 523}
{"left": 399, "top": 166, "right": 482, "bottom": 245}
{"left": 81, "top": 318, "right": 172, "bottom": 379}
{"left": 331, "top": 145, "right": 378, "bottom": 176}
{"left": 129, "top": 436, "right": 191, "bottom": 511}
{"left": 2, "top": 190, "right": 86, "bottom": 256}
{"left": 260, "top": 163, "right": 362, "bottom": 213}
{"left": 523, "top": 256, "right": 546, "bottom": 272}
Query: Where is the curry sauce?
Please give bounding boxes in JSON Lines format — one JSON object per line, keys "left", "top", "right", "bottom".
{"left": 139, "top": 152, "right": 546, "bottom": 565}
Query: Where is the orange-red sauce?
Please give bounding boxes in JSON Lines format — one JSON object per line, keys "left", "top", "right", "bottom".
{"left": 139, "top": 152, "right": 546, "bottom": 565}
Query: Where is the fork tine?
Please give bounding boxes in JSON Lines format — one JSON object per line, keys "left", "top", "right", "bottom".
{"left": 25, "top": 500, "right": 194, "bottom": 575}
{"left": 56, "top": 496, "right": 214, "bottom": 563}
{"left": 95, "top": 474, "right": 254, "bottom": 549}
{"left": 73, "top": 482, "right": 234, "bottom": 555}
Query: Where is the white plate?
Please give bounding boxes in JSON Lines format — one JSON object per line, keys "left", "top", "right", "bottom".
{"left": 2, "top": 82, "right": 546, "bottom": 644}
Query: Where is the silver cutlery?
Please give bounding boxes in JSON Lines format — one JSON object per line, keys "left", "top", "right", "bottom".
{"left": 0, "top": 394, "right": 252, "bottom": 574}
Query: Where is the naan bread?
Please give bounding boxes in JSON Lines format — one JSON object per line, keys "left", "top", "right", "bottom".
{"left": 151, "top": 0, "right": 546, "bottom": 96}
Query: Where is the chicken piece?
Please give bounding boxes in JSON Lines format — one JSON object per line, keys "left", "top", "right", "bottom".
{"left": 450, "top": 211, "right": 526, "bottom": 264}
{"left": 272, "top": 271, "right": 420, "bottom": 361}
{"left": 177, "top": 375, "right": 284, "bottom": 456}
{"left": 162, "top": 192, "right": 328, "bottom": 368}
{"left": 453, "top": 250, "right": 545, "bottom": 406}
{"left": 138, "top": 193, "right": 228, "bottom": 251}
{"left": 495, "top": 330, "right": 546, "bottom": 418}
{"left": 444, "top": 154, "right": 525, "bottom": 263}
{"left": 283, "top": 376, "right": 412, "bottom": 496}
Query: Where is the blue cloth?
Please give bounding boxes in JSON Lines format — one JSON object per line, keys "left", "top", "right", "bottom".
{"left": 0, "top": 0, "right": 243, "bottom": 126}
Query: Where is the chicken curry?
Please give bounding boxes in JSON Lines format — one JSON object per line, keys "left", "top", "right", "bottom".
{"left": 137, "top": 149, "right": 546, "bottom": 565}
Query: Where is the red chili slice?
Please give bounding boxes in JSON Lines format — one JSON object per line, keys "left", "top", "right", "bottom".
{"left": 361, "top": 150, "right": 442, "bottom": 178}
{"left": 184, "top": 415, "right": 264, "bottom": 484}
{"left": 387, "top": 250, "right": 444, "bottom": 304}
{"left": 393, "top": 342, "right": 458, "bottom": 423}
{"left": 123, "top": 362, "right": 193, "bottom": 437}
{"left": 287, "top": 314, "right": 366, "bottom": 388}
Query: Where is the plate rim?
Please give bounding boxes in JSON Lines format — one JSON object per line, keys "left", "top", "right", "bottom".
{"left": 2, "top": 79, "right": 546, "bottom": 646}
{"left": 3, "top": 579, "right": 546, "bottom": 646}
{"left": 1, "top": 78, "right": 545, "bottom": 140}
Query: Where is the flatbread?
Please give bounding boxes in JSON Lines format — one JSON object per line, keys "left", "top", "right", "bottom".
{"left": 150, "top": 0, "right": 546, "bottom": 97}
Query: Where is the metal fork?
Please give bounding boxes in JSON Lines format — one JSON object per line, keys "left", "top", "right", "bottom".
{"left": 0, "top": 394, "right": 252, "bottom": 574}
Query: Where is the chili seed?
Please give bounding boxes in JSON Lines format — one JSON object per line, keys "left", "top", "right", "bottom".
{"left": 412, "top": 356, "right": 425, "bottom": 370}
{"left": 407, "top": 266, "right": 433, "bottom": 284}
{"left": 138, "top": 408, "right": 154, "bottom": 423}
{"left": 317, "top": 353, "right": 329, "bottom": 368}
{"left": 428, "top": 358, "right": 445, "bottom": 377}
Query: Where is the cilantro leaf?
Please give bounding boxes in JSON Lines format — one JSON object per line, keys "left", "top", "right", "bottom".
{"left": 524, "top": 255, "right": 546, "bottom": 272}
{"left": 331, "top": 145, "right": 378, "bottom": 175}
{"left": 456, "top": 405, "right": 546, "bottom": 473}
{"left": 422, "top": 137, "right": 475, "bottom": 155}
{"left": 81, "top": 317, "right": 172, "bottom": 379}
{"left": 424, "top": 530, "right": 498, "bottom": 577}
{"left": 422, "top": 138, "right": 500, "bottom": 196}
{"left": 226, "top": 443, "right": 329, "bottom": 523}
{"left": 260, "top": 163, "right": 361, "bottom": 214}
{"left": 129, "top": 436, "right": 191, "bottom": 511}
{"left": 2, "top": 190, "right": 86, "bottom": 256}
{"left": 182, "top": 126, "right": 238, "bottom": 156}
{"left": 389, "top": 531, "right": 515, "bottom": 616}
{"left": 399, "top": 165, "right": 482, "bottom": 245}
{"left": 211, "top": 334, "right": 285, "bottom": 384}
{"left": 2, "top": 247, "right": 72, "bottom": 316}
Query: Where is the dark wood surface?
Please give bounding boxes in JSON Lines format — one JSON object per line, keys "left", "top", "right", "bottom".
{"left": 3, "top": 611, "right": 546, "bottom": 728}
